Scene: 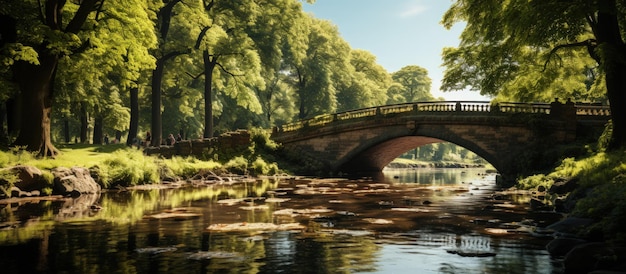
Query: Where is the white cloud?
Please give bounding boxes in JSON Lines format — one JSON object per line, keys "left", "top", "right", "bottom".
{"left": 399, "top": 3, "right": 427, "bottom": 18}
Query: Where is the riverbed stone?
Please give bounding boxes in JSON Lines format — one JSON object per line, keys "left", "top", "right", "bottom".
{"left": 563, "top": 243, "right": 626, "bottom": 273}
{"left": 51, "top": 167, "right": 101, "bottom": 196}
{"left": 549, "top": 177, "right": 579, "bottom": 195}
{"left": 546, "top": 237, "right": 587, "bottom": 256}
{"left": 546, "top": 217, "right": 594, "bottom": 236}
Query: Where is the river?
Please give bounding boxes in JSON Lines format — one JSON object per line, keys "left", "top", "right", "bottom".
{"left": 0, "top": 168, "right": 562, "bottom": 273}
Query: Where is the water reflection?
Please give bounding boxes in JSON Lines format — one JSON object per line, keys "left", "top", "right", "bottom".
{"left": 0, "top": 169, "right": 557, "bottom": 274}
{"left": 378, "top": 167, "right": 491, "bottom": 185}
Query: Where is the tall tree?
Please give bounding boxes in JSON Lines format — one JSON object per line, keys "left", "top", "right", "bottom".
{"left": 336, "top": 49, "right": 390, "bottom": 111}
{"left": 441, "top": 0, "right": 626, "bottom": 149}
{"left": 150, "top": 0, "right": 190, "bottom": 146}
{"left": 1, "top": 0, "right": 156, "bottom": 155}
{"left": 387, "top": 65, "right": 433, "bottom": 104}
{"left": 193, "top": 0, "right": 263, "bottom": 138}
{"left": 285, "top": 17, "right": 351, "bottom": 119}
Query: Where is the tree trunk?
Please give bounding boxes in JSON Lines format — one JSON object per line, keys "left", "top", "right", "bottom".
{"left": 596, "top": 3, "right": 626, "bottom": 149}
{"left": 115, "top": 130, "right": 122, "bottom": 143}
{"left": 80, "top": 103, "right": 88, "bottom": 143}
{"left": 0, "top": 102, "right": 7, "bottom": 146}
{"left": 203, "top": 50, "right": 218, "bottom": 138}
{"left": 93, "top": 115, "right": 103, "bottom": 145}
{"left": 151, "top": 60, "right": 164, "bottom": 147}
{"left": 63, "top": 119, "right": 70, "bottom": 143}
{"left": 127, "top": 87, "right": 139, "bottom": 146}
{"left": 12, "top": 53, "right": 59, "bottom": 157}
{"left": 5, "top": 98, "right": 18, "bottom": 136}
{"left": 296, "top": 70, "right": 307, "bottom": 119}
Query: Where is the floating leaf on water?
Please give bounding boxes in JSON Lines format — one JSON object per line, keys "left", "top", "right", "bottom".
{"left": 391, "top": 208, "right": 431, "bottom": 213}
{"left": 207, "top": 222, "right": 304, "bottom": 232}
{"left": 273, "top": 209, "right": 296, "bottom": 216}
{"left": 484, "top": 228, "right": 509, "bottom": 235}
{"left": 239, "top": 205, "right": 269, "bottom": 211}
{"left": 145, "top": 208, "right": 201, "bottom": 220}
{"left": 265, "top": 198, "right": 290, "bottom": 203}
{"left": 363, "top": 218, "right": 393, "bottom": 224}
{"left": 136, "top": 247, "right": 177, "bottom": 255}
{"left": 294, "top": 208, "right": 333, "bottom": 214}
{"left": 217, "top": 198, "right": 245, "bottom": 205}
{"left": 323, "top": 229, "right": 373, "bottom": 237}
{"left": 145, "top": 212, "right": 200, "bottom": 220}
{"left": 187, "top": 251, "right": 242, "bottom": 260}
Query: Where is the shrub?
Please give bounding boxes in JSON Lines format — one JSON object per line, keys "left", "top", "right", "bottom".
{"left": 98, "top": 149, "right": 159, "bottom": 187}
{"left": 250, "top": 128, "right": 278, "bottom": 151}
{"left": 161, "top": 156, "right": 222, "bottom": 179}
{"left": 224, "top": 156, "right": 248, "bottom": 174}
{"left": 251, "top": 157, "right": 279, "bottom": 175}
{"left": 0, "top": 168, "right": 19, "bottom": 197}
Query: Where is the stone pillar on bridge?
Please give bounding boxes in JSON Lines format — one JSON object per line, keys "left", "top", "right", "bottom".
{"left": 550, "top": 98, "right": 577, "bottom": 141}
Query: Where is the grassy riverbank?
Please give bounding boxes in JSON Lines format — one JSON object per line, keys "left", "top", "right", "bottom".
{"left": 516, "top": 147, "right": 626, "bottom": 243}
{"left": 0, "top": 130, "right": 282, "bottom": 190}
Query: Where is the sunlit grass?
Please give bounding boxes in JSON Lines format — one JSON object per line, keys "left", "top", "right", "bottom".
{"left": 1, "top": 132, "right": 286, "bottom": 188}
{"left": 159, "top": 156, "right": 222, "bottom": 178}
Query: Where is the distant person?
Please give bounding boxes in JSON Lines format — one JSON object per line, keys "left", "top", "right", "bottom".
{"left": 176, "top": 133, "right": 182, "bottom": 142}
{"left": 133, "top": 136, "right": 142, "bottom": 148}
{"left": 104, "top": 134, "right": 109, "bottom": 145}
{"left": 145, "top": 131, "right": 151, "bottom": 147}
{"left": 167, "top": 133, "right": 176, "bottom": 146}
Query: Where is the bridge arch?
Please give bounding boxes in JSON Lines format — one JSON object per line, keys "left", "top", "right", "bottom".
{"left": 336, "top": 133, "right": 495, "bottom": 173}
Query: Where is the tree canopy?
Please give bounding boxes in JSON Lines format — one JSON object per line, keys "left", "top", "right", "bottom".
{"left": 441, "top": 0, "right": 626, "bottom": 148}
{"left": 0, "top": 0, "right": 439, "bottom": 152}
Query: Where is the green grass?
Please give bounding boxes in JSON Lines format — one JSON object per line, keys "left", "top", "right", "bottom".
{"left": 1, "top": 129, "right": 285, "bottom": 188}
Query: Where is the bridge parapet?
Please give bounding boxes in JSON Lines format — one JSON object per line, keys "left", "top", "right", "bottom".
{"left": 275, "top": 101, "right": 610, "bottom": 133}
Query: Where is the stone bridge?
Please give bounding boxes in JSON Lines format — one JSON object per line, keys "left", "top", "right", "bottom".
{"left": 271, "top": 101, "right": 611, "bottom": 184}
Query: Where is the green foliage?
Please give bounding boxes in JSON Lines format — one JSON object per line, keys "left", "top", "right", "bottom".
{"left": 224, "top": 156, "right": 248, "bottom": 174}
{"left": 517, "top": 174, "right": 554, "bottom": 190}
{"left": 160, "top": 156, "right": 222, "bottom": 179}
{"left": 0, "top": 147, "right": 36, "bottom": 168}
{"left": 441, "top": 0, "right": 609, "bottom": 102}
{"left": 388, "top": 65, "right": 433, "bottom": 104}
{"left": 97, "top": 149, "right": 160, "bottom": 187}
{"left": 597, "top": 120, "right": 613, "bottom": 152}
{"left": 251, "top": 157, "right": 279, "bottom": 175}
{"left": 518, "top": 142, "right": 626, "bottom": 242}
{"left": 0, "top": 168, "right": 19, "bottom": 197}
{"left": 249, "top": 128, "right": 278, "bottom": 151}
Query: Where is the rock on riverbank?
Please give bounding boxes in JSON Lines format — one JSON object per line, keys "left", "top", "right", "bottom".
{"left": 1, "top": 165, "right": 100, "bottom": 199}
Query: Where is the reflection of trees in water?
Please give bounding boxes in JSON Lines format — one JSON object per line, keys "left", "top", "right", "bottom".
{"left": 1, "top": 175, "right": 550, "bottom": 273}
{"left": 384, "top": 168, "right": 488, "bottom": 185}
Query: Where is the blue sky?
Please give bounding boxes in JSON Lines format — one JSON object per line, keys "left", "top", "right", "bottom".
{"left": 302, "top": 0, "right": 489, "bottom": 101}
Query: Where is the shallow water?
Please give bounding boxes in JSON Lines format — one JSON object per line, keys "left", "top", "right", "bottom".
{"left": 0, "top": 168, "right": 561, "bottom": 273}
